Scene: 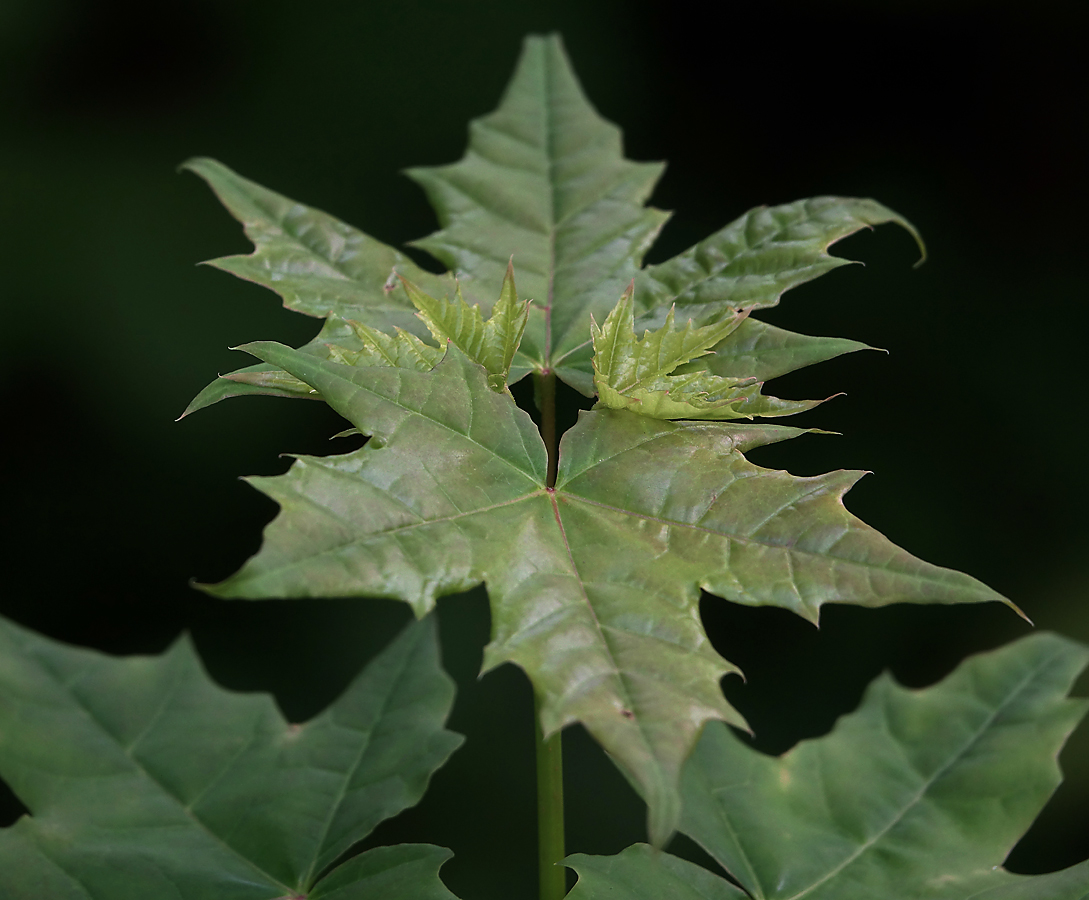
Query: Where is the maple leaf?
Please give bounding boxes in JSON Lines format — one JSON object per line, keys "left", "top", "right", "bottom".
{"left": 565, "top": 634, "right": 1089, "bottom": 900}
{"left": 201, "top": 341, "right": 1012, "bottom": 845}
{"left": 0, "top": 616, "right": 463, "bottom": 899}
{"left": 181, "top": 34, "right": 1016, "bottom": 844}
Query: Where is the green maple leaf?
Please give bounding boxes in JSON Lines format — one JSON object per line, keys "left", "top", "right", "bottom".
{"left": 181, "top": 34, "right": 1018, "bottom": 844}
{"left": 199, "top": 341, "right": 1013, "bottom": 845}
{"left": 181, "top": 35, "right": 917, "bottom": 412}
{"left": 0, "top": 615, "right": 463, "bottom": 900}
{"left": 564, "top": 633, "right": 1089, "bottom": 900}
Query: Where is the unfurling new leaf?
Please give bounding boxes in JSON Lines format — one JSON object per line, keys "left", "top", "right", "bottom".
{"left": 397, "top": 260, "right": 529, "bottom": 392}
{"left": 591, "top": 286, "right": 826, "bottom": 420}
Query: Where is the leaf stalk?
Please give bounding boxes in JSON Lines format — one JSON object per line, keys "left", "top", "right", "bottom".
{"left": 536, "top": 371, "right": 558, "bottom": 488}
{"left": 534, "top": 369, "right": 564, "bottom": 899}
{"left": 535, "top": 690, "right": 566, "bottom": 900}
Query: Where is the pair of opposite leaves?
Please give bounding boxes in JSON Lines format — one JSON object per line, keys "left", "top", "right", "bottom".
{"left": 180, "top": 34, "right": 1018, "bottom": 848}
{"left": 3, "top": 615, "right": 1086, "bottom": 899}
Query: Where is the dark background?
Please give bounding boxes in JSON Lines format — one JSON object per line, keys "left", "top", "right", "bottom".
{"left": 2, "top": 1, "right": 1087, "bottom": 897}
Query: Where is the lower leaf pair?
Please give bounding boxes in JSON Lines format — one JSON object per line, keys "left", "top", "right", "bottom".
{"left": 1, "top": 617, "right": 1085, "bottom": 898}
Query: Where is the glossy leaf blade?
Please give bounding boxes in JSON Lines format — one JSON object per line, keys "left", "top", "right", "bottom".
{"left": 678, "top": 633, "right": 1089, "bottom": 900}
{"left": 633, "top": 196, "right": 924, "bottom": 324}
{"left": 406, "top": 34, "right": 668, "bottom": 389}
{"left": 671, "top": 317, "right": 874, "bottom": 383}
{"left": 184, "top": 157, "right": 449, "bottom": 322}
{"left": 206, "top": 343, "right": 547, "bottom": 610}
{"left": 0, "top": 615, "right": 462, "bottom": 899}
{"left": 181, "top": 157, "right": 451, "bottom": 410}
{"left": 556, "top": 410, "right": 1012, "bottom": 623}
{"left": 307, "top": 845, "right": 460, "bottom": 900}
{"left": 181, "top": 315, "right": 354, "bottom": 417}
{"left": 206, "top": 343, "right": 1013, "bottom": 845}
{"left": 211, "top": 343, "right": 743, "bottom": 845}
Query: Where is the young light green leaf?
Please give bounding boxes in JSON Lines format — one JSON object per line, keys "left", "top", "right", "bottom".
{"left": 592, "top": 287, "right": 824, "bottom": 420}
{"left": 204, "top": 343, "right": 1014, "bottom": 846}
{"left": 0, "top": 615, "right": 463, "bottom": 900}
{"left": 677, "top": 633, "right": 1089, "bottom": 900}
{"left": 335, "top": 316, "right": 445, "bottom": 372}
{"left": 406, "top": 34, "right": 669, "bottom": 393}
{"left": 399, "top": 261, "right": 529, "bottom": 391}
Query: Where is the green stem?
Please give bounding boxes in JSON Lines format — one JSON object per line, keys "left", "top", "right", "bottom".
{"left": 536, "top": 371, "right": 558, "bottom": 489}
{"left": 533, "top": 371, "right": 564, "bottom": 900}
{"left": 535, "top": 692, "right": 566, "bottom": 900}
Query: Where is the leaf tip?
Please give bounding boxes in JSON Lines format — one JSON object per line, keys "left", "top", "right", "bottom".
{"left": 176, "top": 156, "right": 207, "bottom": 176}
{"left": 1008, "top": 599, "right": 1034, "bottom": 626}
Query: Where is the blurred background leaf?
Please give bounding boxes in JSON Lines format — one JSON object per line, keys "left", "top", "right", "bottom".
{"left": 1, "top": 2, "right": 1086, "bottom": 899}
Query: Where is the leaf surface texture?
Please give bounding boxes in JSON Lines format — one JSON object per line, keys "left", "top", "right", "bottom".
{"left": 0, "top": 616, "right": 462, "bottom": 899}
{"left": 679, "top": 633, "right": 1089, "bottom": 900}
{"left": 209, "top": 342, "right": 1011, "bottom": 843}
{"left": 563, "top": 635, "right": 1089, "bottom": 899}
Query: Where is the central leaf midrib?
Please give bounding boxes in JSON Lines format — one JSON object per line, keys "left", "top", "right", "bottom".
{"left": 545, "top": 493, "right": 653, "bottom": 743}
{"left": 542, "top": 45, "right": 559, "bottom": 366}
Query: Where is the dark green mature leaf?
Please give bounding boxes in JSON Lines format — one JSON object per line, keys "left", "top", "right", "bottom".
{"left": 183, "top": 157, "right": 450, "bottom": 324}
{"left": 182, "top": 315, "right": 347, "bottom": 416}
{"left": 634, "top": 195, "right": 924, "bottom": 321}
{"left": 0, "top": 615, "right": 462, "bottom": 900}
{"left": 623, "top": 195, "right": 920, "bottom": 396}
{"left": 566, "top": 844, "right": 749, "bottom": 900}
{"left": 205, "top": 342, "right": 1013, "bottom": 844}
{"left": 676, "top": 633, "right": 1089, "bottom": 900}
{"left": 561, "top": 635, "right": 1089, "bottom": 900}
{"left": 308, "top": 845, "right": 460, "bottom": 900}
